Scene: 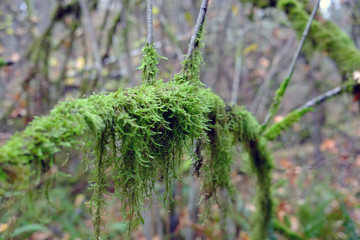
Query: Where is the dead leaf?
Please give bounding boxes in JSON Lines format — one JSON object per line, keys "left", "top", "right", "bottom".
{"left": 259, "top": 57, "right": 270, "bottom": 68}
{"left": 280, "top": 158, "right": 293, "bottom": 169}
{"left": 274, "top": 115, "right": 284, "bottom": 123}
{"left": 320, "top": 138, "right": 336, "bottom": 152}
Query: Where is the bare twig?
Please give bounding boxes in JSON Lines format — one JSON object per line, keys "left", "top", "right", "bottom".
{"left": 298, "top": 86, "right": 345, "bottom": 110}
{"left": 287, "top": 0, "right": 321, "bottom": 79}
{"left": 186, "top": 0, "right": 209, "bottom": 57}
{"left": 79, "top": 0, "right": 104, "bottom": 89}
{"left": 262, "top": 0, "right": 321, "bottom": 128}
{"left": 147, "top": 0, "right": 153, "bottom": 44}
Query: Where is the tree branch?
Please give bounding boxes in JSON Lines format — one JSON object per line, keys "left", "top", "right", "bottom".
{"left": 262, "top": 0, "right": 321, "bottom": 128}
{"left": 147, "top": 0, "right": 153, "bottom": 44}
{"left": 186, "top": 0, "right": 209, "bottom": 57}
{"left": 298, "top": 85, "right": 348, "bottom": 110}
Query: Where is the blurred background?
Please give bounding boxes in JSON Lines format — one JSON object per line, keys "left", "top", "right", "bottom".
{"left": 0, "top": 0, "right": 360, "bottom": 239}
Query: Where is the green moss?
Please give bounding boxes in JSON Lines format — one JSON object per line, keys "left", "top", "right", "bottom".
{"left": 138, "top": 43, "right": 167, "bottom": 84}
{"left": 277, "top": 0, "right": 360, "bottom": 74}
{"left": 246, "top": 137, "right": 273, "bottom": 240}
{"left": 203, "top": 100, "right": 234, "bottom": 200}
{"left": 0, "top": 79, "right": 248, "bottom": 236}
{"left": 174, "top": 26, "right": 205, "bottom": 87}
{"left": 0, "top": 20, "right": 281, "bottom": 240}
{"left": 263, "top": 107, "right": 313, "bottom": 140}
{"left": 228, "top": 106, "right": 274, "bottom": 240}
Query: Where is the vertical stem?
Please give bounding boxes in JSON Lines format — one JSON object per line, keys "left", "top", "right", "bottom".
{"left": 262, "top": 0, "right": 321, "bottom": 129}
{"left": 186, "top": 0, "right": 209, "bottom": 57}
{"left": 147, "top": 0, "right": 153, "bottom": 44}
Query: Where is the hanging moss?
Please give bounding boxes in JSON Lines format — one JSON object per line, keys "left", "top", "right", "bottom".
{"left": 0, "top": 16, "right": 287, "bottom": 240}
{"left": 246, "top": 138, "right": 273, "bottom": 240}
{"left": 228, "top": 106, "right": 274, "bottom": 240}
{"left": 0, "top": 79, "right": 247, "bottom": 235}
{"left": 203, "top": 100, "right": 234, "bottom": 200}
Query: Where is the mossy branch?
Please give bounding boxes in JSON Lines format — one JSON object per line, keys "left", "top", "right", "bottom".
{"left": 264, "top": 81, "right": 356, "bottom": 141}
{"left": 277, "top": 0, "right": 360, "bottom": 74}
{"left": 0, "top": 80, "right": 256, "bottom": 237}
{"left": 187, "top": 0, "right": 209, "bottom": 57}
{"left": 229, "top": 106, "right": 274, "bottom": 240}
{"left": 263, "top": 107, "right": 313, "bottom": 141}
{"left": 262, "top": 0, "right": 320, "bottom": 130}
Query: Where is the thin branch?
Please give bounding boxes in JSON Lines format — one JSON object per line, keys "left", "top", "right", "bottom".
{"left": 147, "top": 0, "right": 153, "bottom": 44}
{"left": 298, "top": 85, "right": 346, "bottom": 110}
{"left": 286, "top": 1, "right": 321, "bottom": 79}
{"left": 79, "top": 0, "right": 104, "bottom": 89}
{"left": 262, "top": 0, "right": 321, "bottom": 128}
{"left": 186, "top": 0, "right": 209, "bottom": 57}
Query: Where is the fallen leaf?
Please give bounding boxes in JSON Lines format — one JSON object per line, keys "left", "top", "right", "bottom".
{"left": 320, "top": 138, "right": 336, "bottom": 153}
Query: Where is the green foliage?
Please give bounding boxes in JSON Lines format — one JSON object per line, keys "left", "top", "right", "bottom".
{"left": 229, "top": 106, "right": 274, "bottom": 240}
{"left": 229, "top": 106, "right": 260, "bottom": 143}
{"left": 263, "top": 107, "right": 313, "bottom": 140}
{"left": 203, "top": 100, "right": 234, "bottom": 200}
{"left": 277, "top": 0, "right": 360, "bottom": 74}
{"left": 340, "top": 203, "right": 360, "bottom": 240}
{"left": 273, "top": 220, "right": 304, "bottom": 240}
{"left": 2, "top": 78, "right": 259, "bottom": 238}
{"left": 174, "top": 26, "right": 205, "bottom": 86}
{"left": 0, "top": 58, "right": 6, "bottom": 68}
{"left": 262, "top": 77, "right": 292, "bottom": 131}
{"left": 138, "top": 43, "right": 167, "bottom": 84}
{"left": 245, "top": 138, "right": 274, "bottom": 240}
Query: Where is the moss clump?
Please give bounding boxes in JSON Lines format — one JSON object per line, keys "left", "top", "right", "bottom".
{"left": 203, "top": 101, "right": 234, "bottom": 200}
{"left": 174, "top": 26, "right": 205, "bottom": 87}
{"left": 138, "top": 43, "right": 167, "bottom": 84}
{"left": 0, "top": 20, "right": 278, "bottom": 240}
{"left": 0, "top": 79, "right": 248, "bottom": 237}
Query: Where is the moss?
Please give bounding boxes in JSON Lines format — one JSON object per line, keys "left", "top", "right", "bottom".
{"left": 138, "top": 43, "right": 167, "bottom": 84}
{"left": 246, "top": 138, "right": 273, "bottom": 240}
{"left": 0, "top": 79, "right": 247, "bottom": 236}
{"left": 277, "top": 0, "right": 360, "bottom": 74}
{"left": 174, "top": 26, "right": 205, "bottom": 87}
{"left": 0, "top": 19, "right": 280, "bottom": 239}
{"left": 203, "top": 100, "right": 234, "bottom": 200}
{"left": 263, "top": 107, "right": 313, "bottom": 140}
{"left": 229, "top": 106, "right": 274, "bottom": 240}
